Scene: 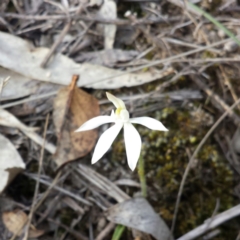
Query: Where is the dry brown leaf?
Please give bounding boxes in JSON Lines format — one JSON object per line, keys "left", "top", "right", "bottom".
{"left": 53, "top": 75, "right": 99, "bottom": 167}
{"left": 2, "top": 209, "right": 44, "bottom": 238}
{"left": 0, "top": 31, "right": 174, "bottom": 89}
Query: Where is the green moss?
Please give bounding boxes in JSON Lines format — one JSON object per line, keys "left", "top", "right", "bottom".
{"left": 112, "top": 106, "right": 235, "bottom": 238}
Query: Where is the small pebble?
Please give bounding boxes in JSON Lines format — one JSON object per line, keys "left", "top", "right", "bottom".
{"left": 224, "top": 41, "right": 239, "bottom": 52}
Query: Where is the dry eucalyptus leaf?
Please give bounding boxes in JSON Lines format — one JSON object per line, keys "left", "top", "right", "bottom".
{"left": 2, "top": 209, "right": 44, "bottom": 238}
{"left": 88, "top": 0, "right": 102, "bottom": 6}
{"left": 0, "top": 133, "right": 25, "bottom": 193}
{"left": 0, "top": 31, "right": 174, "bottom": 89}
{"left": 0, "top": 108, "right": 56, "bottom": 154}
{"left": 106, "top": 198, "right": 173, "bottom": 240}
{"left": 0, "top": 67, "right": 31, "bottom": 100}
{"left": 10, "top": 83, "right": 61, "bottom": 116}
{"left": 53, "top": 76, "right": 99, "bottom": 167}
{"left": 0, "top": 66, "right": 59, "bottom": 102}
{"left": 75, "top": 49, "right": 139, "bottom": 67}
{"left": 98, "top": 0, "right": 117, "bottom": 49}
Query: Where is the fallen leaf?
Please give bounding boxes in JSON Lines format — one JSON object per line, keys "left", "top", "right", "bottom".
{"left": 75, "top": 49, "right": 139, "bottom": 67}
{"left": 78, "top": 164, "right": 130, "bottom": 203}
{"left": 0, "top": 108, "right": 56, "bottom": 154}
{"left": 2, "top": 209, "right": 44, "bottom": 238}
{"left": 0, "top": 133, "right": 25, "bottom": 193}
{"left": 98, "top": 0, "right": 117, "bottom": 49}
{"left": 88, "top": 0, "right": 103, "bottom": 7}
{"left": 10, "top": 82, "right": 60, "bottom": 116}
{"left": 0, "top": 67, "right": 58, "bottom": 101}
{"left": 0, "top": 31, "right": 174, "bottom": 89}
{"left": 0, "top": 67, "right": 29, "bottom": 100}
{"left": 53, "top": 75, "right": 99, "bottom": 167}
{"left": 106, "top": 198, "right": 173, "bottom": 240}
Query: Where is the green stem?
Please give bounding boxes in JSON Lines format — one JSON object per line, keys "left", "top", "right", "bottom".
{"left": 188, "top": 2, "right": 240, "bottom": 46}
{"left": 138, "top": 154, "right": 147, "bottom": 198}
{"left": 112, "top": 225, "right": 125, "bottom": 240}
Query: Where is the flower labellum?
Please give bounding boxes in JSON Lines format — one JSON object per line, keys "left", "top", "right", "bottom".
{"left": 75, "top": 92, "right": 168, "bottom": 171}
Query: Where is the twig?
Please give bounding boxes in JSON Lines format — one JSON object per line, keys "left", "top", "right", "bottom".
{"left": 163, "top": 37, "right": 221, "bottom": 54}
{"left": 10, "top": 170, "right": 63, "bottom": 240}
{"left": 77, "top": 164, "right": 130, "bottom": 203}
{"left": 0, "top": 12, "right": 184, "bottom": 25}
{"left": 23, "top": 114, "right": 50, "bottom": 240}
{"left": 24, "top": 172, "right": 92, "bottom": 206}
{"left": 35, "top": 211, "right": 88, "bottom": 240}
{"left": 68, "top": 21, "right": 94, "bottom": 56}
{"left": 0, "top": 16, "right": 14, "bottom": 34}
{"left": 219, "top": 65, "right": 240, "bottom": 111}
{"left": 1, "top": 91, "right": 58, "bottom": 109}
{"left": 191, "top": 75, "right": 240, "bottom": 125}
{"left": 171, "top": 98, "right": 240, "bottom": 235}
{"left": 95, "top": 223, "right": 116, "bottom": 240}
{"left": 177, "top": 204, "right": 240, "bottom": 240}
{"left": 40, "top": 21, "right": 71, "bottom": 68}
{"left": 40, "top": 1, "right": 86, "bottom": 67}
{"left": 84, "top": 36, "right": 238, "bottom": 87}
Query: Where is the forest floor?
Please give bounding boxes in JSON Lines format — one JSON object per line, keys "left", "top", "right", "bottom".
{"left": 1, "top": 0, "right": 240, "bottom": 240}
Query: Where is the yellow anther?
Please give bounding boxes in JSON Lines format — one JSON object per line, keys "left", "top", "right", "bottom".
{"left": 115, "top": 108, "right": 122, "bottom": 115}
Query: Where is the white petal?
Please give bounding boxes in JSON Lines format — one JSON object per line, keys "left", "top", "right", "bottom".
{"left": 120, "top": 109, "right": 129, "bottom": 122}
{"left": 124, "top": 123, "right": 141, "bottom": 171}
{"left": 75, "top": 116, "right": 114, "bottom": 132}
{"left": 130, "top": 117, "right": 168, "bottom": 131}
{"left": 110, "top": 110, "right": 115, "bottom": 118}
{"left": 92, "top": 123, "right": 123, "bottom": 164}
{"left": 106, "top": 92, "right": 126, "bottom": 109}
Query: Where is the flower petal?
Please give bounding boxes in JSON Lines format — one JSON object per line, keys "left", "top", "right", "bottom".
{"left": 110, "top": 110, "right": 115, "bottom": 118}
{"left": 106, "top": 92, "right": 126, "bottom": 109}
{"left": 124, "top": 123, "right": 141, "bottom": 171}
{"left": 92, "top": 123, "right": 123, "bottom": 164}
{"left": 130, "top": 117, "right": 168, "bottom": 131}
{"left": 75, "top": 116, "right": 114, "bottom": 132}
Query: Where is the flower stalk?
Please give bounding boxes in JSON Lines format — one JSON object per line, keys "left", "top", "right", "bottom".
{"left": 138, "top": 154, "right": 147, "bottom": 197}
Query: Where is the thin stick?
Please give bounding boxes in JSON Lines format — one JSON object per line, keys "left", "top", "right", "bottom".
{"left": 191, "top": 76, "right": 240, "bottom": 125}
{"left": 170, "top": 98, "right": 240, "bottom": 235}
{"left": 10, "top": 170, "right": 62, "bottom": 240}
{"left": 23, "top": 114, "right": 50, "bottom": 240}
{"left": 219, "top": 65, "right": 240, "bottom": 111}
{"left": 177, "top": 204, "right": 240, "bottom": 240}
{"left": 84, "top": 36, "right": 238, "bottom": 87}
{"left": 40, "top": 21, "right": 71, "bottom": 68}
{"left": 95, "top": 223, "right": 115, "bottom": 240}
{"left": 1, "top": 12, "right": 184, "bottom": 25}
{"left": 1, "top": 90, "right": 58, "bottom": 109}
{"left": 24, "top": 172, "right": 92, "bottom": 205}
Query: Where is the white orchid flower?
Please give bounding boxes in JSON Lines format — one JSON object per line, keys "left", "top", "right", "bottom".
{"left": 76, "top": 92, "right": 168, "bottom": 171}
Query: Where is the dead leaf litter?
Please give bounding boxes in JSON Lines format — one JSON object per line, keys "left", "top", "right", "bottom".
{"left": 1, "top": 0, "right": 240, "bottom": 239}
